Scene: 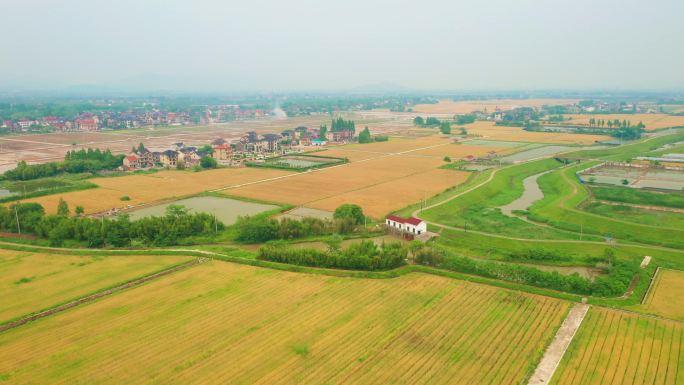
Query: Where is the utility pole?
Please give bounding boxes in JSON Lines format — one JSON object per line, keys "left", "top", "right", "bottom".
{"left": 14, "top": 206, "right": 20, "bottom": 234}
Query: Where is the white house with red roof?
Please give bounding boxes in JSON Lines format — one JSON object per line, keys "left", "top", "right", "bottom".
{"left": 385, "top": 215, "right": 427, "bottom": 236}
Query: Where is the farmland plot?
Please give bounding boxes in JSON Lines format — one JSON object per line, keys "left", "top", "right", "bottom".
{"left": 566, "top": 113, "right": 684, "bottom": 131}
{"left": 19, "top": 167, "right": 292, "bottom": 214}
{"left": 0, "top": 250, "right": 189, "bottom": 323}
{"left": 638, "top": 269, "right": 684, "bottom": 321}
{"left": 466, "top": 121, "right": 610, "bottom": 144}
{"left": 0, "top": 261, "right": 569, "bottom": 385}
{"left": 552, "top": 307, "right": 683, "bottom": 385}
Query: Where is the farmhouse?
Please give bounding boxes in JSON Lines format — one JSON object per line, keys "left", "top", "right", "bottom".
{"left": 385, "top": 215, "right": 427, "bottom": 236}
{"left": 122, "top": 154, "right": 141, "bottom": 170}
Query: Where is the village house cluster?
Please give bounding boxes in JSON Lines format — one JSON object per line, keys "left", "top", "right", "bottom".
{"left": 122, "top": 124, "right": 357, "bottom": 171}
{"left": 1, "top": 105, "right": 269, "bottom": 133}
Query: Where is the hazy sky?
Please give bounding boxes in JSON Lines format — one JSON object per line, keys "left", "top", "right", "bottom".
{"left": 2, "top": 0, "right": 683, "bottom": 92}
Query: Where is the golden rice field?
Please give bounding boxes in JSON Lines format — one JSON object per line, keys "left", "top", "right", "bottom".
{"left": 0, "top": 261, "right": 570, "bottom": 385}
{"left": 0, "top": 249, "right": 189, "bottom": 323}
{"left": 412, "top": 99, "right": 578, "bottom": 115}
{"left": 307, "top": 168, "right": 470, "bottom": 217}
{"left": 566, "top": 113, "right": 684, "bottom": 131}
{"left": 638, "top": 269, "right": 684, "bottom": 321}
{"left": 18, "top": 167, "right": 293, "bottom": 214}
{"left": 551, "top": 307, "right": 683, "bottom": 385}
{"left": 466, "top": 121, "right": 610, "bottom": 144}
{"left": 227, "top": 155, "right": 462, "bottom": 217}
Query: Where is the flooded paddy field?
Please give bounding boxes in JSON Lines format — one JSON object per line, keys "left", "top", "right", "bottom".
{"left": 127, "top": 196, "right": 279, "bottom": 225}
{"left": 579, "top": 165, "right": 684, "bottom": 190}
{"left": 500, "top": 145, "right": 574, "bottom": 163}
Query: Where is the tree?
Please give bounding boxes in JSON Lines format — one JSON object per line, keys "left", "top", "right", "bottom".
{"left": 413, "top": 116, "right": 425, "bottom": 126}
{"left": 56, "top": 198, "right": 70, "bottom": 217}
{"left": 333, "top": 204, "right": 365, "bottom": 225}
{"left": 324, "top": 234, "right": 343, "bottom": 252}
{"left": 200, "top": 156, "right": 218, "bottom": 169}
{"left": 459, "top": 127, "right": 468, "bottom": 135}
{"left": 358, "top": 127, "right": 372, "bottom": 143}
{"left": 137, "top": 142, "right": 146, "bottom": 153}
{"left": 621, "top": 179, "right": 629, "bottom": 185}
{"left": 439, "top": 121, "right": 451, "bottom": 135}
{"left": 319, "top": 124, "right": 328, "bottom": 140}
{"left": 75, "top": 206, "right": 84, "bottom": 217}
{"left": 443, "top": 156, "right": 451, "bottom": 162}
{"left": 455, "top": 114, "right": 476, "bottom": 125}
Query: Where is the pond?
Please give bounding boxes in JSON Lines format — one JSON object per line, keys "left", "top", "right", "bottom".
{"left": 126, "top": 196, "right": 280, "bottom": 225}
{"left": 500, "top": 146, "right": 574, "bottom": 163}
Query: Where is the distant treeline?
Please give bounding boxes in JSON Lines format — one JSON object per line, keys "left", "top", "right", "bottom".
{"left": 4, "top": 148, "right": 123, "bottom": 181}
{"left": 331, "top": 117, "right": 356, "bottom": 132}
{"left": 0, "top": 202, "right": 223, "bottom": 247}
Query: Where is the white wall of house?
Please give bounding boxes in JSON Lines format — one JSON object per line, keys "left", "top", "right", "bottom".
{"left": 385, "top": 219, "right": 426, "bottom": 235}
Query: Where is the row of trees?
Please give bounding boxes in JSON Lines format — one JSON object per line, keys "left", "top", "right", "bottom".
{"left": 357, "top": 127, "right": 388, "bottom": 143}
{"left": 257, "top": 240, "right": 407, "bottom": 271}
{"left": 0, "top": 202, "right": 223, "bottom": 247}
{"left": 412, "top": 246, "right": 638, "bottom": 297}
{"left": 587, "top": 118, "right": 645, "bottom": 129}
{"left": 235, "top": 203, "right": 366, "bottom": 243}
{"left": 413, "top": 116, "right": 442, "bottom": 127}
{"left": 4, "top": 148, "right": 124, "bottom": 181}
{"left": 331, "top": 117, "right": 356, "bottom": 132}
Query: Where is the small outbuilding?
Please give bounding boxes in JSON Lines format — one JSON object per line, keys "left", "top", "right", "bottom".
{"left": 385, "top": 215, "right": 427, "bottom": 236}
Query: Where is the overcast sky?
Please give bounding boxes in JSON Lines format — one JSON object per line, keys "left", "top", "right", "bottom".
{"left": 2, "top": 0, "right": 683, "bottom": 92}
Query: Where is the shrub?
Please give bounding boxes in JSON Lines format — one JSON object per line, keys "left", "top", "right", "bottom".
{"left": 257, "top": 240, "right": 407, "bottom": 271}
{"left": 333, "top": 204, "right": 365, "bottom": 225}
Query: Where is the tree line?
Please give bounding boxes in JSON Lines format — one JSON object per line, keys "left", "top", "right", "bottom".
{"left": 412, "top": 245, "right": 638, "bottom": 297}
{"left": 0, "top": 201, "right": 223, "bottom": 247}
{"left": 234, "top": 203, "right": 367, "bottom": 243}
{"left": 331, "top": 117, "right": 356, "bottom": 132}
{"left": 257, "top": 240, "right": 407, "bottom": 271}
{"left": 4, "top": 148, "right": 124, "bottom": 181}
{"left": 357, "top": 127, "right": 389, "bottom": 143}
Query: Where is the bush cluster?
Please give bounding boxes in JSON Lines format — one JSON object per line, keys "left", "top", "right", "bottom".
{"left": 4, "top": 148, "right": 123, "bottom": 180}
{"left": 0, "top": 202, "right": 223, "bottom": 247}
{"left": 413, "top": 246, "right": 638, "bottom": 297}
{"left": 258, "top": 240, "right": 407, "bottom": 271}
{"left": 234, "top": 216, "right": 357, "bottom": 243}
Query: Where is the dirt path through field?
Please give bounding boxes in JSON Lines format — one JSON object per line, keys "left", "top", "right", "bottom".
{"left": 528, "top": 303, "right": 590, "bottom": 385}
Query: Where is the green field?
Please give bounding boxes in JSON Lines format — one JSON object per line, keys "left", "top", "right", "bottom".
{"left": 583, "top": 202, "right": 684, "bottom": 228}
{"left": 590, "top": 186, "right": 684, "bottom": 209}
{"left": 528, "top": 163, "right": 684, "bottom": 248}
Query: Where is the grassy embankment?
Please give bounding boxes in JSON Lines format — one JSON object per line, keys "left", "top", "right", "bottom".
{"left": 528, "top": 163, "right": 684, "bottom": 249}
{"left": 419, "top": 158, "right": 601, "bottom": 241}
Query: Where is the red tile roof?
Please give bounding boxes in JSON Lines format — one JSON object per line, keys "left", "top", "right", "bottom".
{"left": 386, "top": 215, "right": 423, "bottom": 226}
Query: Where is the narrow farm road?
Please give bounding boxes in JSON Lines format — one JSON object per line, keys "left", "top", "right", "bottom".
{"left": 528, "top": 303, "right": 590, "bottom": 385}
